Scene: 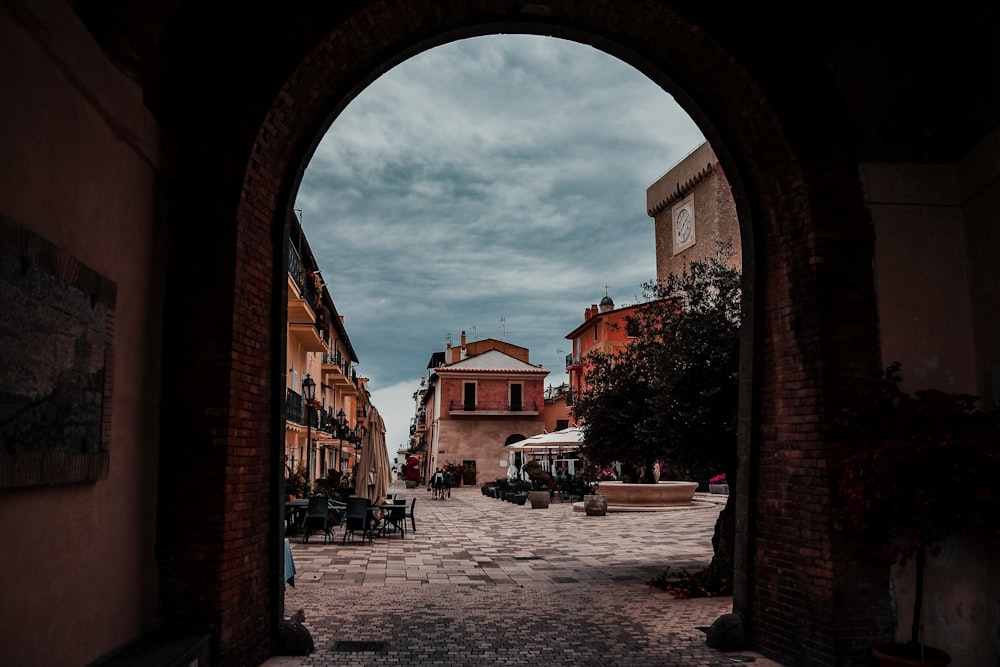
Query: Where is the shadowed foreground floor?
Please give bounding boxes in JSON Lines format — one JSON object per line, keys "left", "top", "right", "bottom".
{"left": 264, "top": 483, "right": 781, "bottom": 666}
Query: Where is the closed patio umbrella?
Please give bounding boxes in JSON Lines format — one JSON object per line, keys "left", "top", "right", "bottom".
{"left": 354, "top": 407, "right": 391, "bottom": 504}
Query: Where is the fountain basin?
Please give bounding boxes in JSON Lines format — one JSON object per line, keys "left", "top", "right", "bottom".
{"left": 596, "top": 480, "right": 698, "bottom": 507}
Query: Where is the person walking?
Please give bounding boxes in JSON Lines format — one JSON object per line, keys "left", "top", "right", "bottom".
{"left": 443, "top": 469, "right": 453, "bottom": 500}
{"left": 431, "top": 468, "right": 444, "bottom": 500}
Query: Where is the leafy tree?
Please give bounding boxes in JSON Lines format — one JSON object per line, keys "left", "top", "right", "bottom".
{"left": 573, "top": 241, "right": 741, "bottom": 595}
{"left": 574, "top": 241, "right": 741, "bottom": 485}
{"left": 572, "top": 339, "right": 658, "bottom": 481}
{"left": 633, "top": 245, "right": 741, "bottom": 485}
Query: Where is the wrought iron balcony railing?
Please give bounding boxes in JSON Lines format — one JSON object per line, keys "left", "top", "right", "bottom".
{"left": 448, "top": 400, "right": 539, "bottom": 413}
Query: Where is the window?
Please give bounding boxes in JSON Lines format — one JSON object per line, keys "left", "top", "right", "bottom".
{"left": 510, "top": 383, "right": 523, "bottom": 411}
{"left": 556, "top": 419, "right": 569, "bottom": 430}
{"left": 463, "top": 382, "right": 476, "bottom": 411}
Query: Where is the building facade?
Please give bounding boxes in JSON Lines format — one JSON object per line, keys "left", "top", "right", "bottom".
{"left": 418, "top": 332, "right": 548, "bottom": 486}
{"left": 565, "top": 295, "right": 639, "bottom": 400}
{"left": 647, "top": 142, "right": 741, "bottom": 280}
{"left": 542, "top": 383, "right": 573, "bottom": 433}
{"left": 285, "top": 212, "right": 371, "bottom": 492}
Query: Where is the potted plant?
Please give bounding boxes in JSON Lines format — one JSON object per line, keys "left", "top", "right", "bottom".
{"left": 402, "top": 456, "right": 421, "bottom": 488}
{"left": 285, "top": 462, "right": 307, "bottom": 499}
{"left": 708, "top": 473, "right": 729, "bottom": 495}
{"left": 581, "top": 464, "right": 613, "bottom": 516}
{"left": 523, "top": 461, "right": 552, "bottom": 508}
{"left": 832, "top": 364, "right": 1000, "bottom": 665}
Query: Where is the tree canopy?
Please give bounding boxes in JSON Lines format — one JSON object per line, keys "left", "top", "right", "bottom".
{"left": 573, "top": 243, "right": 741, "bottom": 484}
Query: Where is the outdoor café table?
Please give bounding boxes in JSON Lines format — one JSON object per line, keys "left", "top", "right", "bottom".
{"left": 361, "top": 505, "right": 394, "bottom": 542}
{"left": 285, "top": 499, "right": 309, "bottom": 534}
{"left": 375, "top": 503, "right": 406, "bottom": 537}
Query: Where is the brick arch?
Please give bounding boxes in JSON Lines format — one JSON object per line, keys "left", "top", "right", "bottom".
{"left": 159, "top": 2, "right": 886, "bottom": 665}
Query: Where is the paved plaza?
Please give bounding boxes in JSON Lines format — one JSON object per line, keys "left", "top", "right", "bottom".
{"left": 264, "top": 482, "right": 781, "bottom": 666}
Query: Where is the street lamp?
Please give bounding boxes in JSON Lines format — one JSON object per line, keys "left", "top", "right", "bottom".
{"left": 336, "top": 408, "right": 347, "bottom": 472}
{"left": 351, "top": 429, "right": 363, "bottom": 476}
{"left": 301, "top": 374, "right": 316, "bottom": 494}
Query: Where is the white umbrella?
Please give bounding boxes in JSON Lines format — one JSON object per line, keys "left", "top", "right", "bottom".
{"left": 509, "top": 426, "right": 583, "bottom": 449}
{"left": 506, "top": 426, "right": 583, "bottom": 478}
{"left": 354, "top": 408, "right": 391, "bottom": 504}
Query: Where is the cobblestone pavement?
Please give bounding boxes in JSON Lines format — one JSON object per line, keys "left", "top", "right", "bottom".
{"left": 263, "top": 483, "right": 782, "bottom": 667}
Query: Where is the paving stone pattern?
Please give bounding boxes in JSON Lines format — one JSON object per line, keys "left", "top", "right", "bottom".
{"left": 265, "top": 483, "right": 782, "bottom": 667}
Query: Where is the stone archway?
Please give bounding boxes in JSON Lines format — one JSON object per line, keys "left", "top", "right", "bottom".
{"left": 155, "top": 3, "right": 887, "bottom": 665}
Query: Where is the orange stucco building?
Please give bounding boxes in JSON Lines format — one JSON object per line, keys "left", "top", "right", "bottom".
{"left": 542, "top": 383, "right": 573, "bottom": 432}
{"left": 565, "top": 295, "right": 639, "bottom": 400}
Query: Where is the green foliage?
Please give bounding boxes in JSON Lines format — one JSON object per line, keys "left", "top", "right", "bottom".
{"left": 572, "top": 241, "right": 741, "bottom": 484}
{"left": 285, "top": 461, "right": 307, "bottom": 497}
{"left": 522, "top": 460, "right": 555, "bottom": 491}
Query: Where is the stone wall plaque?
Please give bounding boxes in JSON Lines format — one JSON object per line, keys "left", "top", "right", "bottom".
{"left": 0, "top": 217, "right": 115, "bottom": 488}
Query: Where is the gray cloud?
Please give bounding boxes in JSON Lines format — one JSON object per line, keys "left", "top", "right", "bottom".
{"left": 295, "top": 34, "right": 705, "bottom": 450}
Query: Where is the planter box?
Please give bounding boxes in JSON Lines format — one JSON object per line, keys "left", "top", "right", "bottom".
{"left": 709, "top": 483, "right": 729, "bottom": 495}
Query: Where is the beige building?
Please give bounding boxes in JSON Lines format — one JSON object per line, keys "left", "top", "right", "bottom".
{"left": 647, "top": 142, "right": 741, "bottom": 279}
{"left": 285, "top": 212, "right": 370, "bottom": 491}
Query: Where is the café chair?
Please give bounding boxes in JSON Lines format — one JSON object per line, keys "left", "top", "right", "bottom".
{"left": 301, "top": 496, "right": 334, "bottom": 544}
{"left": 381, "top": 499, "right": 407, "bottom": 539}
{"left": 403, "top": 497, "right": 417, "bottom": 533}
{"left": 342, "top": 497, "right": 374, "bottom": 545}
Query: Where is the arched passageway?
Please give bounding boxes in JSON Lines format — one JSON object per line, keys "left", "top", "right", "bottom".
{"left": 5, "top": 3, "right": 996, "bottom": 667}
{"left": 154, "top": 4, "right": 885, "bottom": 665}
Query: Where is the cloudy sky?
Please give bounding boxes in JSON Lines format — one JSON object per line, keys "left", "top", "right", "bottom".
{"left": 294, "top": 34, "right": 705, "bottom": 455}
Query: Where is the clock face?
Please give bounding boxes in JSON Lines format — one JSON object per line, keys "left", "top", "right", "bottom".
{"left": 676, "top": 208, "right": 693, "bottom": 245}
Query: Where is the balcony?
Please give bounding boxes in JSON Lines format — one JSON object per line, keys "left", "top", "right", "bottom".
{"left": 287, "top": 389, "right": 304, "bottom": 425}
{"left": 316, "top": 410, "right": 333, "bottom": 434}
{"left": 448, "top": 400, "right": 539, "bottom": 416}
{"left": 287, "top": 246, "right": 326, "bottom": 352}
{"left": 286, "top": 389, "right": 322, "bottom": 428}
{"left": 321, "top": 351, "right": 354, "bottom": 389}
{"left": 565, "top": 353, "right": 582, "bottom": 370}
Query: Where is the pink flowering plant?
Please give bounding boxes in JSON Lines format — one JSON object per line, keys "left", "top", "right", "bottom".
{"left": 578, "top": 463, "right": 618, "bottom": 495}
{"left": 709, "top": 474, "right": 727, "bottom": 485}
{"left": 593, "top": 465, "right": 618, "bottom": 481}
{"left": 831, "top": 363, "right": 1000, "bottom": 655}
